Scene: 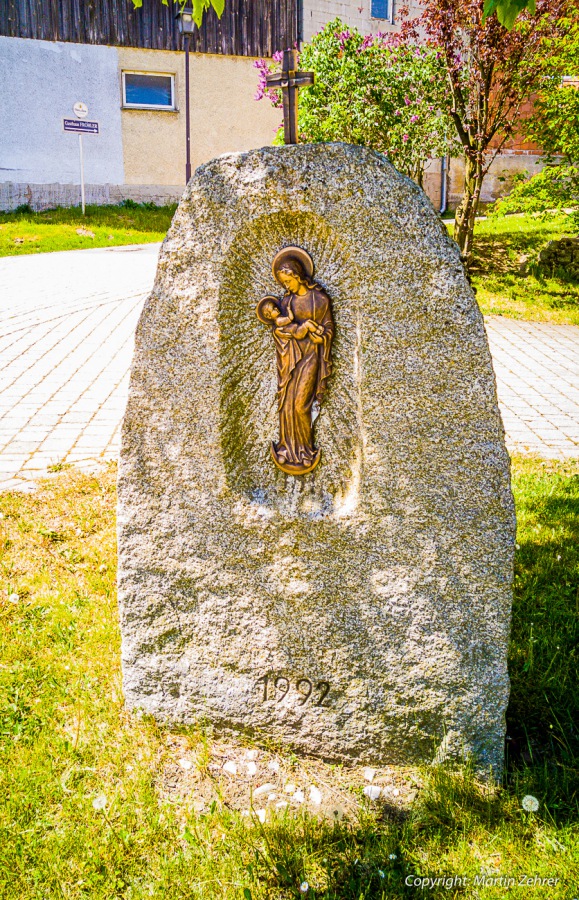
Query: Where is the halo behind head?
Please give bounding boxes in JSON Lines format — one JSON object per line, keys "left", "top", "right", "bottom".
{"left": 272, "top": 246, "right": 314, "bottom": 286}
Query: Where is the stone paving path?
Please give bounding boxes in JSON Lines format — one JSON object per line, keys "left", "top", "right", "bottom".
{"left": 0, "top": 244, "right": 158, "bottom": 490}
{"left": 1, "top": 244, "right": 577, "bottom": 490}
{"left": 485, "top": 317, "right": 579, "bottom": 460}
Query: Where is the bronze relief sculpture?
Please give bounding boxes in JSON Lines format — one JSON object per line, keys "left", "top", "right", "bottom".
{"left": 256, "top": 247, "right": 334, "bottom": 475}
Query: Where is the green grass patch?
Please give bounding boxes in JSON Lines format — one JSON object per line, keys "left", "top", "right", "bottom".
{"left": 4, "top": 204, "right": 578, "bottom": 329}
{"left": 0, "top": 202, "right": 177, "bottom": 257}
{"left": 468, "top": 213, "right": 579, "bottom": 325}
{"left": 0, "top": 457, "right": 578, "bottom": 898}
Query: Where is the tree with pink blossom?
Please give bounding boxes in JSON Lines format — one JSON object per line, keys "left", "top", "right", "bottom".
{"left": 254, "top": 19, "right": 456, "bottom": 187}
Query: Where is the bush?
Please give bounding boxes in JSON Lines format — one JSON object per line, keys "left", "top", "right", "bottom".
{"left": 491, "top": 165, "right": 579, "bottom": 218}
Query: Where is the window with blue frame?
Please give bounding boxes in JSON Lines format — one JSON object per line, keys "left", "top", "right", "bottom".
{"left": 122, "top": 72, "right": 175, "bottom": 110}
{"left": 371, "top": 0, "right": 391, "bottom": 19}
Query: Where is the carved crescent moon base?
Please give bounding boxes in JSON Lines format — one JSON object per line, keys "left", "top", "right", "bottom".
{"left": 271, "top": 443, "right": 321, "bottom": 476}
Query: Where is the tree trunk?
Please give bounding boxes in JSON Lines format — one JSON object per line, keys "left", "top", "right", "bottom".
{"left": 453, "top": 151, "right": 485, "bottom": 265}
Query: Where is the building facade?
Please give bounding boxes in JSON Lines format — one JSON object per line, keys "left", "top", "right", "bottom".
{"left": 0, "top": 0, "right": 296, "bottom": 210}
{"left": 0, "top": 0, "right": 544, "bottom": 212}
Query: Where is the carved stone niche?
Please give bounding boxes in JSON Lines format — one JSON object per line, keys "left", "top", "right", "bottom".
{"left": 118, "top": 143, "right": 515, "bottom": 771}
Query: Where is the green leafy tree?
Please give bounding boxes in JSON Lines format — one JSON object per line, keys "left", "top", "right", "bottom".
{"left": 413, "top": 0, "right": 571, "bottom": 261}
{"left": 483, "top": 0, "right": 537, "bottom": 29}
{"left": 496, "top": 21, "right": 579, "bottom": 234}
{"left": 134, "top": 0, "right": 534, "bottom": 33}
{"left": 526, "top": 19, "right": 579, "bottom": 164}
{"left": 255, "top": 20, "right": 456, "bottom": 186}
{"left": 130, "top": 0, "right": 224, "bottom": 27}
{"left": 531, "top": 87, "right": 579, "bottom": 165}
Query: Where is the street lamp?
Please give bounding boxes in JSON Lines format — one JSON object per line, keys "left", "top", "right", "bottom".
{"left": 176, "top": 3, "right": 195, "bottom": 183}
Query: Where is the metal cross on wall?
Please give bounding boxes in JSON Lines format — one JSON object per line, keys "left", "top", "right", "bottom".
{"left": 266, "top": 49, "right": 315, "bottom": 145}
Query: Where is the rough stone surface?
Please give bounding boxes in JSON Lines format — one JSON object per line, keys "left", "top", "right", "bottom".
{"left": 118, "top": 143, "right": 515, "bottom": 771}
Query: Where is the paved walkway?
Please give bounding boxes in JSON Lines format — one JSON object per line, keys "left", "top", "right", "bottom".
{"left": 485, "top": 317, "right": 579, "bottom": 459}
{"left": 0, "top": 244, "right": 158, "bottom": 490}
{"left": 1, "top": 245, "right": 577, "bottom": 490}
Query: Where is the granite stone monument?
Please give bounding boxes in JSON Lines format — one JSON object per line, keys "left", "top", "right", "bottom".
{"left": 118, "top": 143, "right": 515, "bottom": 771}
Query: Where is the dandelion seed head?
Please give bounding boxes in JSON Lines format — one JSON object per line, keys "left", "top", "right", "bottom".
{"left": 92, "top": 793, "right": 107, "bottom": 810}
{"left": 522, "top": 794, "right": 539, "bottom": 812}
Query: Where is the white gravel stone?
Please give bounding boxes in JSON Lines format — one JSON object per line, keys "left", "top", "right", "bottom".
{"left": 309, "top": 786, "right": 322, "bottom": 805}
{"left": 222, "top": 761, "right": 238, "bottom": 776}
{"left": 118, "top": 143, "right": 515, "bottom": 772}
{"left": 363, "top": 785, "right": 382, "bottom": 801}
{"left": 253, "top": 782, "right": 276, "bottom": 797}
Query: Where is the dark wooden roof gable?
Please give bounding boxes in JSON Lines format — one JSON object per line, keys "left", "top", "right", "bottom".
{"left": 0, "top": 0, "right": 297, "bottom": 57}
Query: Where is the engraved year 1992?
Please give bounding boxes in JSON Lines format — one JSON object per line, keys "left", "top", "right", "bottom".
{"left": 256, "top": 674, "right": 331, "bottom": 706}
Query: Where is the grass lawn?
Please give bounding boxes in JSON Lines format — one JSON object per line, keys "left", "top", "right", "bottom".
{"left": 3, "top": 203, "right": 577, "bottom": 328}
{"left": 468, "top": 213, "right": 579, "bottom": 326}
{"left": 1, "top": 457, "right": 578, "bottom": 898}
{"left": 0, "top": 203, "right": 176, "bottom": 257}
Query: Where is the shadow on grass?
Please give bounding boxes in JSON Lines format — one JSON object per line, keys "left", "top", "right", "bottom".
{"left": 506, "top": 461, "right": 579, "bottom": 822}
{"left": 470, "top": 215, "right": 579, "bottom": 313}
{"left": 471, "top": 227, "right": 551, "bottom": 277}
{"left": 182, "top": 806, "right": 411, "bottom": 900}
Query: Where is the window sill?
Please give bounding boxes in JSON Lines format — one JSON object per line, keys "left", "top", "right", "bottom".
{"left": 121, "top": 105, "right": 179, "bottom": 113}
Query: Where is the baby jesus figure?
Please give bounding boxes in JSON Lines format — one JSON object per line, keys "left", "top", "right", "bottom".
{"left": 259, "top": 298, "right": 324, "bottom": 344}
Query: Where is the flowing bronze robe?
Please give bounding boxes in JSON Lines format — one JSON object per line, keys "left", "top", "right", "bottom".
{"left": 271, "top": 287, "right": 333, "bottom": 469}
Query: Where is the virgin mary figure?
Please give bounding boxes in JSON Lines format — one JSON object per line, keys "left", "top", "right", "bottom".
{"left": 256, "top": 247, "right": 334, "bottom": 475}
